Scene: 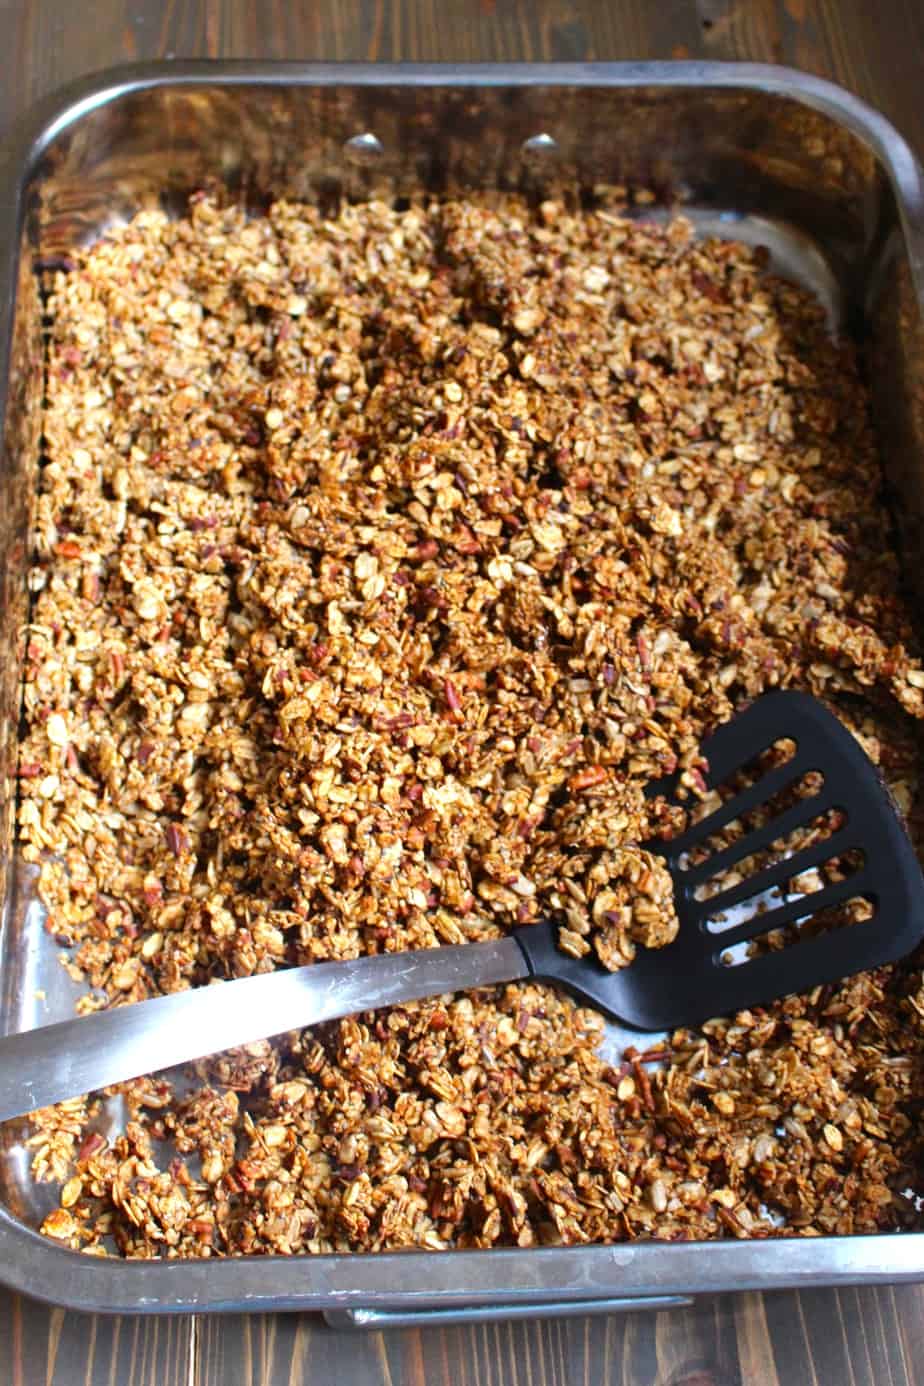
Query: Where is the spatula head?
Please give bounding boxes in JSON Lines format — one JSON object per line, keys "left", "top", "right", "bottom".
{"left": 514, "top": 691, "right": 924, "bottom": 1031}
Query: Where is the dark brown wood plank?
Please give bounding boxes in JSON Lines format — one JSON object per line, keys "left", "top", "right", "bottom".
{"left": 0, "top": 0, "right": 707, "bottom": 134}
{"left": 194, "top": 1288, "right": 924, "bottom": 1385}
{"left": 0, "top": 1293, "right": 194, "bottom": 1386}
{"left": 2, "top": 4, "right": 924, "bottom": 1385}
{"left": 693, "top": 0, "right": 924, "bottom": 156}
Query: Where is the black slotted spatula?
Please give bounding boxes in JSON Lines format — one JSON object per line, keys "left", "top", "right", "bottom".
{"left": 515, "top": 688, "right": 924, "bottom": 1029}
{"left": 1, "top": 690, "right": 922, "bottom": 1123}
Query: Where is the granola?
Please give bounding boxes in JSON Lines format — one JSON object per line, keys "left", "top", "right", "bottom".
{"left": 20, "top": 192, "right": 924, "bottom": 1255}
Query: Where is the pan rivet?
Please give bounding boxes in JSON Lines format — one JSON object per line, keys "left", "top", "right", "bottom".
{"left": 522, "top": 133, "right": 559, "bottom": 159}
{"left": 344, "top": 133, "right": 384, "bottom": 163}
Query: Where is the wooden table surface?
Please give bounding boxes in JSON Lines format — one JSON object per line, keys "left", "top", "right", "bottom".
{"left": 2, "top": 1, "right": 924, "bottom": 1382}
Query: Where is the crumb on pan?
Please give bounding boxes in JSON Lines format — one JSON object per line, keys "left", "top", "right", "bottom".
{"left": 21, "top": 192, "right": 924, "bottom": 1254}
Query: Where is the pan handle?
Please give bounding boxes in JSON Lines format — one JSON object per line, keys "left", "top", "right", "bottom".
{"left": 323, "top": 1294, "right": 693, "bottom": 1329}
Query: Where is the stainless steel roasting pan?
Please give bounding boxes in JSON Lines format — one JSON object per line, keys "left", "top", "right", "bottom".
{"left": 1, "top": 60, "right": 924, "bottom": 1321}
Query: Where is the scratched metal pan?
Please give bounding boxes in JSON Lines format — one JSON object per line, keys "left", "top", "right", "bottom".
{"left": 1, "top": 62, "right": 924, "bottom": 1322}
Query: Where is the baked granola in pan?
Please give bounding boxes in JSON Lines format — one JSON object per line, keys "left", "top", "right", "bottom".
{"left": 21, "top": 193, "right": 924, "bottom": 1255}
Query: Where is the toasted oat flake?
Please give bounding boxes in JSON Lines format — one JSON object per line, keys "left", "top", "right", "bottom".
{"left": 21, "top": 191, "right": 924, "bottom": 1257}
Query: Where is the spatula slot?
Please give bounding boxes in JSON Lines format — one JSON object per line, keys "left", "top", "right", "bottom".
{"left": 681, "top": 736, "right": 799, "bottom": 835}
{"left": 679, "top": 768, "right": 826, "bottom": 878}
{"left": 693, "top": 736, "right": 798, "bottom": 813}
{"left": 703, "top": 838, "right": 865, "bottom": 934}
{"left": 716, "top": 893, "right": 875, "bottom": 967}
{"left": 694, "top": 806, "right": 846, "bottom": 903}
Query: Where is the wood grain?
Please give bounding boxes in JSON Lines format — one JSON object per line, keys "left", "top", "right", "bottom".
{"left": 0, "top": 1292, "right": 194, "bottom": 1386}
{"left": 195, "top": 1288, "right": 924, "bottom": 1385}
{"left": 1, "top": 3, "right": 924, "bottom": 1383}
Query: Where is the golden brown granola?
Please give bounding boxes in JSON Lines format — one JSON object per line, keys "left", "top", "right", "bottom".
{"left": 20, "top": 193, "right": 924, "bottom": 1255}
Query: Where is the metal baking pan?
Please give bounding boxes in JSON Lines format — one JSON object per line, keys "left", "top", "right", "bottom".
{"left": 1, "top": 60, "right": 924, "bottom": 1321}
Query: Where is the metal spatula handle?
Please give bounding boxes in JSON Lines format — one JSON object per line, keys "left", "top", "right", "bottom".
{"left": 0, "top": 935, "right": 531, "bottom": 1124}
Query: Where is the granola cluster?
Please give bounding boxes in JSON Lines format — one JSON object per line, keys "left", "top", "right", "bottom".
{"left": 20, "top": 193, "right": 924, "bottom": 1255}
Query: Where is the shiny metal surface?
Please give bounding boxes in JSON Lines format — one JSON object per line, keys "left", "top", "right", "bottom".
{"left": 0, "top": 936, "right": 529, "bottom": 1124}
{"left": 322, "top": 1296, "right": 695, "bottom": 1329}
{"left": 0, "top": 59, "right": 923, "bottom": 1314}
